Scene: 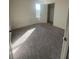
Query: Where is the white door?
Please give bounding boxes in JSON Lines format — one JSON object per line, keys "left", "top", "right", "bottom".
{"left": 60, "top": 14, "right": 69, "bottom": 59}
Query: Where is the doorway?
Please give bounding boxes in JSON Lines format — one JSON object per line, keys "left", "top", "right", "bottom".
{"left": 47, "top": 3, "right": 55, "bottom": 25}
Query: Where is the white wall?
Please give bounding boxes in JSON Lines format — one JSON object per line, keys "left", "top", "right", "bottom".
{"left": 53, "top": 0, "right": 69, "bottom": 29}
{"left": 10, "top": 0, "right": 48, "bottom": 29}
{"left": 39, "top": 0, "right": 68, "bottom": 29}
{"left": 40, "top": 0, "right": 55, "bottom": 4}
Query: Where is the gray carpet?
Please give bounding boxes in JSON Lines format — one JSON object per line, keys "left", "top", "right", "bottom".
{"left": 11, "top": 23, "right": 64, "bottom": 59}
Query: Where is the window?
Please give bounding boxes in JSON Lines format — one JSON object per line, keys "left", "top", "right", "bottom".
{"left": 35, "top": 3, "right": 41, "bottom": 18}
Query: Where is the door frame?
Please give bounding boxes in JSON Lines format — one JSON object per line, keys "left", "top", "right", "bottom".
{"left": 60, "top": 11, "right": 69, "bottom": 59}
{"left": 47, "top": 3, "right": 55, "bottom": 25}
